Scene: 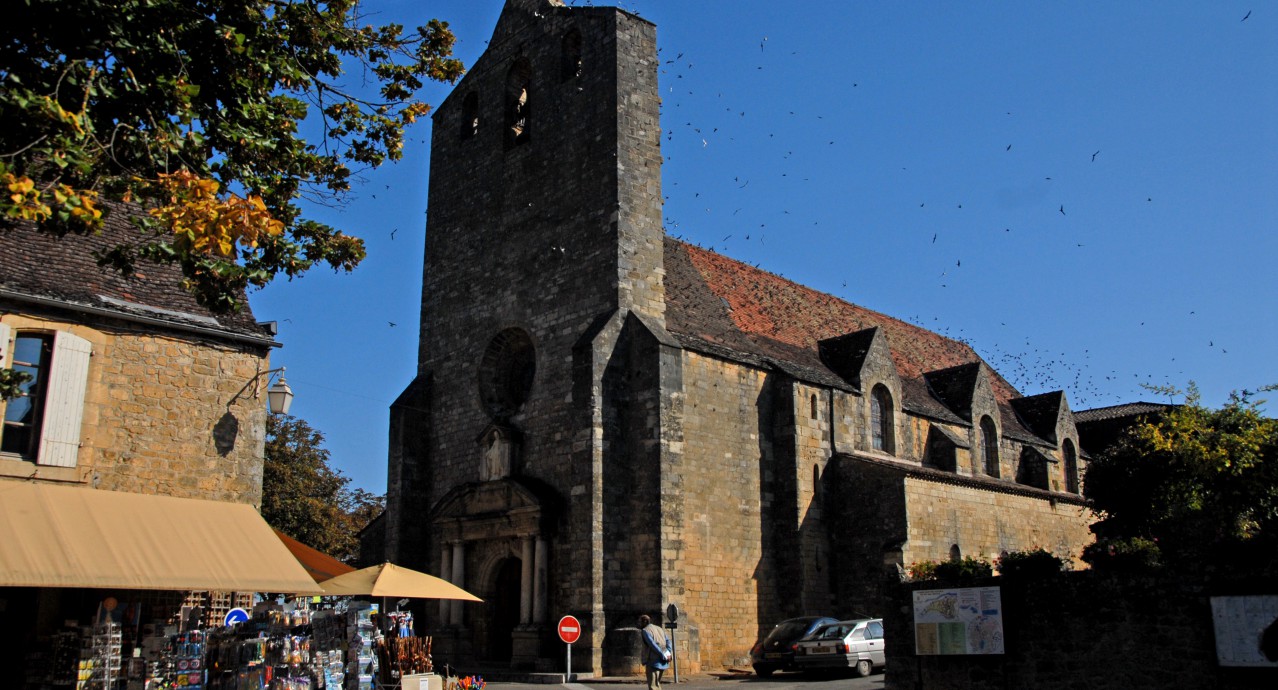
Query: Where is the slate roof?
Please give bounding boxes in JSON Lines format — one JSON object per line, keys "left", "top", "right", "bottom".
{"left": 1009, "top": 391, "right": 1066, "bottom": 443}
{"left": 0, "top": 207, "right": 273, "bottom": 343}
{"left": 664, "top": 238, "right": 1023, "bottom": 401}
{"left": 1073, "top": 402, "right": 1172, "bottom": 424}
{"left": 924, "top": 362, "right": 984, "bottom": 421}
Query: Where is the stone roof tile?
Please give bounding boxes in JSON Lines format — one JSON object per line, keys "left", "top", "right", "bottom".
{"left": 664, "top": 238, "right": 1021, "bottom": 402}
{"left": 0, "top": 206, "right": 269, "bottom": 340}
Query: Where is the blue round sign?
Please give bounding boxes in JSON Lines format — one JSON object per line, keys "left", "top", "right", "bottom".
{"left": 224, "top": 607, "right": 250, "bottom": 627}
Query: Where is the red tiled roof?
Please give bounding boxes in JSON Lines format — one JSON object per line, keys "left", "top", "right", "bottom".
{"left": 664, "top": 238, "right": 1021, "bottom": 403}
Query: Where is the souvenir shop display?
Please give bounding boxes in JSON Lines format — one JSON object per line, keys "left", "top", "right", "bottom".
{"left": 374, "top": 611, "right": 434, "bottom": 686}
{"left": 76, "top": 622, "right": 122, "bottom": 690}
{"left": 345, "top": 604, "right": 378, "bottom": 690}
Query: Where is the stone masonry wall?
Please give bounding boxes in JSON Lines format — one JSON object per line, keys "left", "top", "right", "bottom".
{"left": 901, "top": 474, "right": 1093, "bottom": 568}
{"left": 678, "top": 350, "right": 770, "bottom": 670}
{"left": 0, "top": 312, "right": 269, "bottom": 504}
{"left": 886, "top": 573, "right": 1278, "bottom": 689}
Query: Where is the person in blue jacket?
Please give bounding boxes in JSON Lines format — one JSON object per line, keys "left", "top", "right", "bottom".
{"left": 639, "top": 614, "right": 671, "bottom": 690}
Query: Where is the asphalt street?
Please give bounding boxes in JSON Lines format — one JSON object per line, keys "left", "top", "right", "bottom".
{"left": 486, "top": 672, "right": 887, "bottom": 690}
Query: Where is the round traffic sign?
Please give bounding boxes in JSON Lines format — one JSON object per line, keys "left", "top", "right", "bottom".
{"left": 558, "top": 615, "right": 582, "bottom": 644}
{"left": 224, "top": 607, "right": 249, "bottom": 627}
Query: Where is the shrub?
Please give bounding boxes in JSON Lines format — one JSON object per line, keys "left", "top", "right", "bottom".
{"left": 908, "top": 556, "right": 993, "bottom": 582}
{"left": 995, "top": 548, "right": 1067, "bottom": 578}
{"left": 1081, "top": 536, "right": 1163, "bottom": 573}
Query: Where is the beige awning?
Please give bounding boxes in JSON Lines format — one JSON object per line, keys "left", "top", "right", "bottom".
{"left": 319, "top": 562, "right": 483, "bottom": 601}
{"left": 0, "top": 482, "right": 322, "bottom": 594}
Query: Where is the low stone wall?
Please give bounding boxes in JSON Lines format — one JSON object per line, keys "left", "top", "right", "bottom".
{"left": 885, "top": 572, "right": 1277, "bottom": 689}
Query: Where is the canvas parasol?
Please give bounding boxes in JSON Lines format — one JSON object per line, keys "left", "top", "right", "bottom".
{"left": 319, "top": 562, "right": 483, "bottom": 601}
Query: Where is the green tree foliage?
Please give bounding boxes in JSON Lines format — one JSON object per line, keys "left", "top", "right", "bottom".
{"left": 1083, "top": 384, "right": 1278, "bottom": 575}
{"left": 0, "top": 0, "right": 463, "bottom": 312}
{"left": 262, "top": 413, "right": 384, "bottom": 563}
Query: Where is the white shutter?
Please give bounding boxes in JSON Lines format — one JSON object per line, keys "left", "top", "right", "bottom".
{"left": 0, "top": 323, "right": 10, "bottom": 369}
{"left": 37, "top": 331, "right": 92, "bottom": 468}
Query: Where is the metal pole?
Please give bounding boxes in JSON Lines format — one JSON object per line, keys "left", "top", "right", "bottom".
{"left": 566, "top": 641, "right": 572, "bottom": 683}
{"left": 670, "top": 627, "right": 679, "bottom": 683}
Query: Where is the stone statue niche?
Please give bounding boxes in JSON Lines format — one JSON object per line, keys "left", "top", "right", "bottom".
{"left": 479, "top": 424, "right": 521, "bottom": 482}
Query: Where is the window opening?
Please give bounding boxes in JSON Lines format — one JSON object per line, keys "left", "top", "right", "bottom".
{"left": 980, "top": 415, "right": 1000, "bottom": 477}
{"left": 1063, "top": 439, "right": 1079, "bottom": 494}
{"left": 461, "top": 92, "right": 480, "bottom": 141}
{"left": 505, "top": 59, "right": 532, "bottom": 148}
{"left": 1, "top": 333, "right": 53, "bottom": 458}
{"left": 870, "top": 385, "right": 895, "bottom": 455}
{"left": 561, "top": 30, "right": 582, "bottom": 81}
{"left": 949, "top": 544, "right": 961, "bottom": 562}
{"left": 810, "top": 393, "right": 818, "bottom": 419}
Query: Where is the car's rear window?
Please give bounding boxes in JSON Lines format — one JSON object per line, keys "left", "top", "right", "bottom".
{"left": 766, "top": 620, "right": 813, "bottom": 641}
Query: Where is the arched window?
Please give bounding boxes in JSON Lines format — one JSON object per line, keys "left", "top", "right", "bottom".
{"left": 870, "top": 385, "right": 895, "bottom": 455}
{"left": 560, "top": 29, "right": 582, "bottom": 82}
{"left": 460, "top": 92, "right": 479, "bottom": 141}
{"left": 810, "top": 393, "right": 818, "bottom": 419}
{"left": 1062, "top": 439, "right": 1079, "bottom": 494}
{"left": 812, "top": 464, "right": 822, "bottom": 501}
{"left": 949, "top": 544, "right": 962, "bottom": 562}
{"left": 505, "top": 58, "right": 532, "bottom": 149}
{"left": 980, "top": 415, "right": 1000, "bottom": 478}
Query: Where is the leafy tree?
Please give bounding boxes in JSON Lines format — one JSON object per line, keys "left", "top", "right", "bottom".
{"left": 1083, "top": 384, "right": 1278, "bottom": 575}
{"left": 262, "top": 413, "right": 383, "bottom": 563}
{"left": 1, "top": 0, "right": 463, "bottom": 312}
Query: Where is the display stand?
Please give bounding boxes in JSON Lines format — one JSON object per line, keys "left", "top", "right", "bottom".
{"left": 76, "top": 622, "right": 121, "bottom": 690}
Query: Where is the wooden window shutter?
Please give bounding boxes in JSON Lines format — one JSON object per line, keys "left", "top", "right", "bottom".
{"left": 37, "top": 331, "right": 92, "bottom": 468}
{"left": 0, "top": 323, "right": 10, "bottom": 370}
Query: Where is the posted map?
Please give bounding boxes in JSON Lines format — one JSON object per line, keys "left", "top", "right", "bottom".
{"left": 913, "top": 586, "right": 1004, "bottom": 655}
{"left": 1210, "top": 595, "right": 1278, "bottom": 667}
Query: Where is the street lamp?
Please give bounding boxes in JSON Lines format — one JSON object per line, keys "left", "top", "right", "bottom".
{"left": 265, "top": 369, "right": 294, "bottom": 415}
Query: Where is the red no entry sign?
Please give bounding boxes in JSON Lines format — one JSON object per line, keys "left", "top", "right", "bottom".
{"left": 558, "top": 615, "right": 582, "bottom": 644}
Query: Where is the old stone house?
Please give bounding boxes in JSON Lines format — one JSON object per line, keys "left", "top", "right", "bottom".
{"left": 383, "top": 0, "right": 1094, "bottom": 675}
{"left": 0, "top": 208, "right": 293, "bottom": 677}
{"left": 0, "top": 214, "right": 279, "bottom": 501}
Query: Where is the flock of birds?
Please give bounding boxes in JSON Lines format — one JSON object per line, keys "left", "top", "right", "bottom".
{"left": 352, "top": 2, "right": 1259, "bottom": 408}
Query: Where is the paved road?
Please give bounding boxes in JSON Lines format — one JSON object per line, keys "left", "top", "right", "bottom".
{"left": 488, "top": 672, "right": 887, "bottom": 690}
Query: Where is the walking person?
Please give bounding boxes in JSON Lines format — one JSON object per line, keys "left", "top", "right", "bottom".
{"left": 639, "top": 614, "right": 671, "bottom": 690}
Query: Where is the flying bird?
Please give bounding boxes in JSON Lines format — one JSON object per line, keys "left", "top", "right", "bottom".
{"left": 1242, "top": 10, "right": 1251, "bottom": 21}
{"left": 1059, "top": 205, "right": 1066, "bottom": 216}
{"left": 1091, "top": 150, "right": 1100, "bottom": 162}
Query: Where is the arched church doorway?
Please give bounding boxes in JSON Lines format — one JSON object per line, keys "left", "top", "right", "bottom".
{"left": 487, "top": 557, "right": 522, "bottom": 662}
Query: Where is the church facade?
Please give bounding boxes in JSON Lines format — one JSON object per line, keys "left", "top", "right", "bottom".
{"left": 384, "top": 0, "right": 1092, "bottom": 674}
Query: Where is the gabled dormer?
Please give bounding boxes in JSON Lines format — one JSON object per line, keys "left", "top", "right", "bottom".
{"left": 925, "top": 361, "right": 1004, "bottom": 477}
{"left": 1010, "top": 391, "right": 1082, "bottom": 493}
{"left": 820, "top": 327, "right": 903, "bottom": 456}
{"left": 1010, "top": 391, "right": 1070, "bottom": 445}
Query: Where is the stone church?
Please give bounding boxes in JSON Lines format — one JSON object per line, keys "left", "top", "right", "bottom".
{"left": 383, "top": 0, "right": 1093, "bottom": 675}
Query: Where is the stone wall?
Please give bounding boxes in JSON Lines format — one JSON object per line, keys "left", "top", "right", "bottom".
{"left": 677, "top": 350, "right": 770, "bottom": 670}
{"left": 826, "top": 455, "right": 1092, "bottom": 618}
{"left": 0, "top": 311, "right": 270, "bottom": 505}
{"left": 886, "top": 573, "right": 1278, "bottom": 689}
{"left": 901, "top": 474, "right": 1092, "bottom": 567}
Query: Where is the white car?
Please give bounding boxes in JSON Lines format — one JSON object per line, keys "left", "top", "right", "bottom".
{"left": 793, "top": 618, "right": 886, "bottom": 677}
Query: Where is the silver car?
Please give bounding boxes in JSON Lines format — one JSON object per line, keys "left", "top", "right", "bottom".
{"left": 793, "top": 618, "right": 886, "bottom": 677}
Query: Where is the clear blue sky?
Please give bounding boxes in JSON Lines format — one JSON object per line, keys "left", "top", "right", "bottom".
{"left": 253, "top": 1, "right": 1277, "bottom": 494}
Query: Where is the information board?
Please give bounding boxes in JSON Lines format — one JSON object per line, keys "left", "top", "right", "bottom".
{"left": 1210, "top": 595, "right": 1278, "bottom": 667}
{"left": 912, "top": 586, "right": 1004, "bottom": 655}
